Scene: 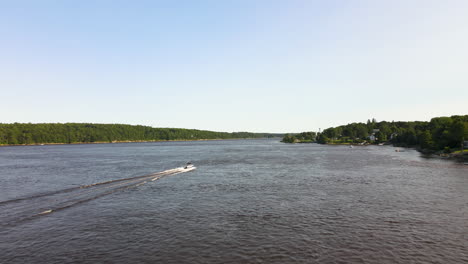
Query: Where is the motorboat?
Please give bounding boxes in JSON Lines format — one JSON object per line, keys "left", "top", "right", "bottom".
{"left": 184, "top": 162, "right": 195, "bottom": 170}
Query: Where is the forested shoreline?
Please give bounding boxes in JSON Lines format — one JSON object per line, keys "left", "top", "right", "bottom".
{"left": 283, "top": 115, "right": 468, "bottom": 154}
{"left": 0, "top": 123, "right": 280, "bottom": 145}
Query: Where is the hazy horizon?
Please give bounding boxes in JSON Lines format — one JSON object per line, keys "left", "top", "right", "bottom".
{"left": 1, "top": 1, "right": 467, "bottom": 133}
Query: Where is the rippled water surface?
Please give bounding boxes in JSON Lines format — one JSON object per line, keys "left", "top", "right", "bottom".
{"left": 1, "top": 139, "right": 467, "bottom": 263}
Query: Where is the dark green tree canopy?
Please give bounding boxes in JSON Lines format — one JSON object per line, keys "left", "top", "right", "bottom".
{"left": 283, "top": 115, "right": 467, "bottom": 151}
{"left": 0, "top": 123, "right": 281, "bottom": 145}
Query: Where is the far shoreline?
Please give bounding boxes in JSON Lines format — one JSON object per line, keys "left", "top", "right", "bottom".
{"left": 282, "top": 141, "right": 468, "bottom": 161}
{"left": 0, "top": 137, "right": 279, "bottom": 147}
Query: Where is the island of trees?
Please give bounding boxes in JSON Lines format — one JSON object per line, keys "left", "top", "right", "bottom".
{"left": 0, "top": 123, "right": 281, "bottom": 145}
{"left": 282, "top": 115, "right": 468, "bottom": 154}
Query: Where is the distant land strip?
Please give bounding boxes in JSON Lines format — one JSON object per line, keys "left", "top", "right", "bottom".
{"left": 281, "top": 115, "right": 468, "bottom": 159}
{"left": 0, "top": 123, "right": 283, "bottom": 146}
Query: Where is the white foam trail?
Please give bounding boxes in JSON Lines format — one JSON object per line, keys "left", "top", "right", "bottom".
{"left": 38, "top": 209, "right": 53, "bottom": 215}
{"left": 1, "top": 166, "right": 197, "bottom": 227}
{"left": 135, "top": 181, "right": 147, "bottom": 187}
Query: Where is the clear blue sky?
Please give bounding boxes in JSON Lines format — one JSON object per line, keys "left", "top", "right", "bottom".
{"left": 1, "top": 0, "right": 467, "bottom": 133}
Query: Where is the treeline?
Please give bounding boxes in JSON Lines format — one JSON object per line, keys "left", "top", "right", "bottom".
{"left": 281, "top": 132, "right": 316, "bottom": 143}
{"left": 0, "top": 123, "right": 281, "bottom": 145}
{"left": 315, "top": 115, "right": 467, "bottom": 151}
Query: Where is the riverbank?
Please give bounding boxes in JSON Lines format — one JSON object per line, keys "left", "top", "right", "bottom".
{"left": 282, "top": 140, "right": 468, "bottom": 161}
{"left": 442, "top": 149, "right": 468, "bottom": 161}
{"left": 0, "top": 137, "right": 274, "bottom": 147}
{"left": 397, "top": 144, "right": 468, "bottom": 161}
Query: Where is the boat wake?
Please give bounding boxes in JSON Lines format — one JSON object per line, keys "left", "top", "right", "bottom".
{"left": 0, "top": 166, "right": 196, "bottom": 227}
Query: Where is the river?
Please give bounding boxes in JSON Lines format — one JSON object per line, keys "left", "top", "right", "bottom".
{"left": 0, "top": 139, "right": 466, "bottom": 263}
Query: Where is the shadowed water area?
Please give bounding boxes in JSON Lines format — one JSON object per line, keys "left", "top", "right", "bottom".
{"left": 0, "top": 139, "right": 467, "bottom": 263}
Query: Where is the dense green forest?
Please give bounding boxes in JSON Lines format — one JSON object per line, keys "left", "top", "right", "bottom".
{"left": 283, "top": 115, "right": 468, "bottom": 153}
{"left": 282, "top": 132, "right": 316, "bottom": 143}
{"left": 0, "top": 123, "right": 281, "bottom": 145}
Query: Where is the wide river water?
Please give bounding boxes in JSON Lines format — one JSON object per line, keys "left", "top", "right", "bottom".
{"left": 0, "top": 139, "right": 467, "bottom": 263}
